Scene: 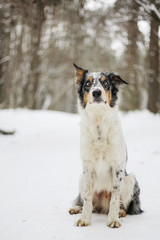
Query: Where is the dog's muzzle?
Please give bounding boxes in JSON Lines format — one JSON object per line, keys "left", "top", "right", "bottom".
{"left": 92, "top": 89, "right": 101, "bottom": 98}
{"left": 92, "top": 89, "right": 103, "bottom": 103}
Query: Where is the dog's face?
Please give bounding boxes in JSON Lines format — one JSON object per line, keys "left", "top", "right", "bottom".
{"left": 73, "top": 63, "right": 128, "bottom": 109}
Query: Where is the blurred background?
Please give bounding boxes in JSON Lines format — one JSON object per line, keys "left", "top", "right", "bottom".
{"left": 0, "top": 0, "right": 159, "bottom": 113}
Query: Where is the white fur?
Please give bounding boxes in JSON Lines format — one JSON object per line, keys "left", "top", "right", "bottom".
{"left": 75, "top": 100, "right": 135, "bottom": 227}
{"left": 70, "top": 68, "right": 139, "bottom": 227}
{"left": 80, "top": 103, "right": 126, "bottom": 192}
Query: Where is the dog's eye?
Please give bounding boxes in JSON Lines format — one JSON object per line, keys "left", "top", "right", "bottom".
{"left": 85, "top": 81, "right": 92, "bottom": 88}
{"left": 103, "top": 80, "right": 108, "bottom": 87}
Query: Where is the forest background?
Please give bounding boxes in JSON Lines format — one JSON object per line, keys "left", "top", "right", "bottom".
{"left": 0, "top": 0, "right": 159, "bottom": 113}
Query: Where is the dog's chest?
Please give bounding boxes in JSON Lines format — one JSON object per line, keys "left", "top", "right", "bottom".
{"left": 81, "top": 112, "right": 122, "bottom": 191}
{"left": 90, "top": 119, "right": 108, "bottom": 141}
{"left": 81, "top": 115, "right": 113, "bottom": 159}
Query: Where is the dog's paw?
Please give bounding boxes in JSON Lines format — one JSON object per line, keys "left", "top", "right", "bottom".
{"left": 107, "top": 219, "right": 121, "bottom": 228}
{"left": 75, "top": 218, "right": 90, "bottom": 227}
{"left": 119, "top": 209, "right": 126, "bottom": 218}
{"left": 69, "top": 206, "right": 82, "bottom": 215}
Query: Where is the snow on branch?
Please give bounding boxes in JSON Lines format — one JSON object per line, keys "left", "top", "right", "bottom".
{"left": 135, "top": 0, "right": 160, "bottom": 20}
{"left": 150, "top": 3, "right": 160, "bottom": 20}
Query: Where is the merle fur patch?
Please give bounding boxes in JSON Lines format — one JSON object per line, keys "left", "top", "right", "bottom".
{"left": 127, "top": 179, "right": 143, "bottom": 215}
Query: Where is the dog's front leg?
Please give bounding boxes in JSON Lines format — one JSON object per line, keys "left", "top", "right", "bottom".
{"left": 107, "top": 168, "right": 123, "bottom": 228}
{"left": 76, "top": 162, "right": 94, "bottom": 227}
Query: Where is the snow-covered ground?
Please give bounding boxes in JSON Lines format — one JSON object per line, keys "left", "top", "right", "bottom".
{"left": 0, "top": 109, "right": 160, "bottom": 240}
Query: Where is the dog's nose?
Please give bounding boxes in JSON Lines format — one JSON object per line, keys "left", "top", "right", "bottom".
{"left": 92, "top": 89, "right": 102, "bottom": 98}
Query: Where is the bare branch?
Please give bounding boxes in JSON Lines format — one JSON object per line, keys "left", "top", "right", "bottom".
{"left": 0, "top": 56, "right": 10, "bottom": 65}
{"left": 0, "top": 129, "right": 15, "bottom": 135}
{"left": 135, "top": 0, "right": 160, "bottom": 20}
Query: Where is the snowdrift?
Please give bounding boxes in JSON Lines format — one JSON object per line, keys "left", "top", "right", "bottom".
{"left": 0, "top": 109, "right": 160, "bottom": 240}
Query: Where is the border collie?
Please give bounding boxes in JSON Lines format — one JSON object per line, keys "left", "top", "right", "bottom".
{"left": 69, "top": 63, "right": 143, "bottom": 228}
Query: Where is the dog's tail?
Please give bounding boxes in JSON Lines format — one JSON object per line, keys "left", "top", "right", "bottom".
{"left": 127, "top": 179, "right": 143, "bottom": 215}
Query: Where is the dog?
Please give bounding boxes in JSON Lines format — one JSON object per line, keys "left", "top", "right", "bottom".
{"left": 69, "top": 63, "right": 143, "bottom": 228}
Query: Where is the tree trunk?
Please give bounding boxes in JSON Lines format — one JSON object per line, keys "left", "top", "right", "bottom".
{"left": 23, "top": 0, "right": 45, "bottom": 109}
{"left": 0, "top": 4, "right": 11, "bottom": 107}
{"left": 123, "top": 0, "right": 140, "bottom": 111}
{"left": 148, "top": 14, "right": 159, "bottom": 113}
{"left": 66, "top": 0, "right": 85, "bottom": 113}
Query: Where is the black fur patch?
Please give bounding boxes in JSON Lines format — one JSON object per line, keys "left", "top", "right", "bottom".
{"left": 106, "top": 74, "right": 119, "bottom": 108}
{"left": 77, "top": 71, "right": 88, "bottom": 108}
{"left": 127, "top": 179, "right": 143, "bottom": 215}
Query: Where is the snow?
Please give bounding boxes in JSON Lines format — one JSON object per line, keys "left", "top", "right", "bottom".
{"left": 85, "top": 0, "right": 116, "bottom": 11}
{"left": 0, "top": 109, "right": 160, "bottom": 240}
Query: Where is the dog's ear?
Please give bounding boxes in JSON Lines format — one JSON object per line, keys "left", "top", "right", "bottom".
{"left": 73, "top": 63, "right": 88, "bottom": 85}
{"left": 108, "top": 73, "right": 128, "bottom": 85}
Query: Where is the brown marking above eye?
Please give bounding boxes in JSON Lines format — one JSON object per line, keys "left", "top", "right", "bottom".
{"left": 101, "top": 75, "right": 106, "bottom": 82}
{"left": 88, "top": 76, "right": 93, "bottom": 82}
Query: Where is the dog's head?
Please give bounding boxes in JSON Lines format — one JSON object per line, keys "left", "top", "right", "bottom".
{"left": 73, "top": 63, "right": 128, "bottom": 109}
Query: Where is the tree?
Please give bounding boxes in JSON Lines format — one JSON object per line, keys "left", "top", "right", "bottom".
{"left": 135, "top": 0, "right": 160, "bottom": 113}
{"left": 0, "top": 1, "right": 16, "bottom": 107}
{"left": 113, "top": 0, "right": 142, "bottom": 111}
{"left": 22, "top": 0, "right": 45, "bottom": 109}
{"left": 147, "top": 1, "right": 160, "bottom": 113}
{"left": 1, "top": 0, "right": 158, "bottom": 113}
